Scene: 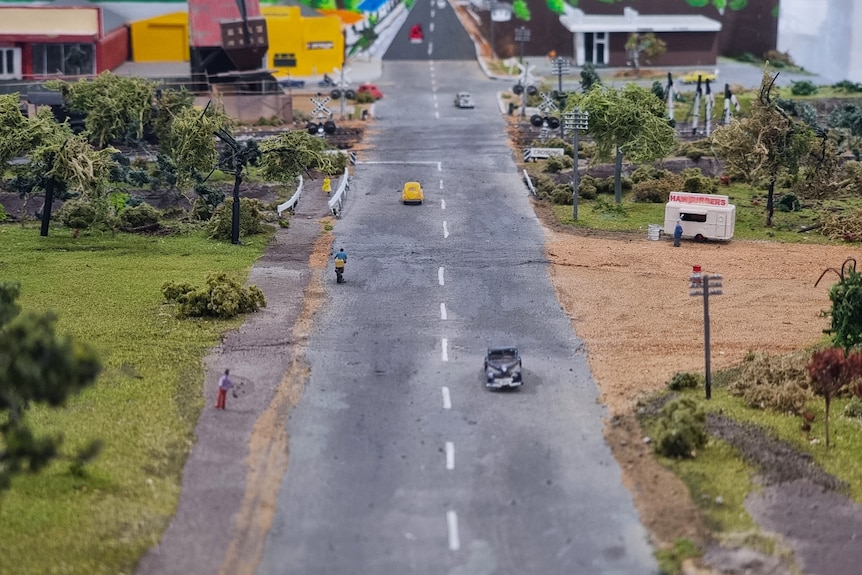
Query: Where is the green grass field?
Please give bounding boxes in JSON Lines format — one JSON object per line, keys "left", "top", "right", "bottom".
{"left": 0, "top": 224, "right": 270, "bottom": 575}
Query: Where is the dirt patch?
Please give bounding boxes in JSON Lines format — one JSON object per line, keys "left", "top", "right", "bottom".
{"left": 533, "top": 197, "right": 862, "bottom": 572}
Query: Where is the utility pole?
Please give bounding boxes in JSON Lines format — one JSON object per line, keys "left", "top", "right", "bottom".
{"left": 563, "top": 108, "right": 589, "bottom": 221}
{"left": 689, "top": 266, "right": 723, "bottom": 399}
{"left": 515, "top": 27, "right": 530, "bottom": 117}
{"left": 551, "top": 56, "right": 570, "bottom": 137}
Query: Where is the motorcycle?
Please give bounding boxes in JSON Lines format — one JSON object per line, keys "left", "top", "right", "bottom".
{"left": 335, "top": 260, "right": 345, "bottom": 283}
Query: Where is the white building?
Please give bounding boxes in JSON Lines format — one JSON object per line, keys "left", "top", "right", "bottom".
{"left": 778, "top": 0, "right": 862, "bottom": 83}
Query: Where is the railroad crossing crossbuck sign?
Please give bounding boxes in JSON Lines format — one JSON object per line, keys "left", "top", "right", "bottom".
{"left": 538, "top": 92, "right": 558, "bottom": 115}
{"left": 310, "top": 95, "right": 333, "bottom": 121}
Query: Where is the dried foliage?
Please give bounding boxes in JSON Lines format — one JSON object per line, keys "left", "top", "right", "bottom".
{"left": 820, "top": 209, "right": 862, "bottom": 242}
{"left": 727, "top": 351, "right": 814, "bottom": 415}
{"left": 258, "top": 130, "right": 336, "bottom": 184}
{"left": 161, "top": 272, "right": 266, "bottom": 319}
{"left": 167, "top": 103, "right": 228, "bottom": 189}
{"left": 46, "top": 72, "right": 156, "bottom": 147}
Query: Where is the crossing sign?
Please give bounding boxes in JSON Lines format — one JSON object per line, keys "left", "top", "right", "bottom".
{"left": 310, "top": 94, "right": 333, "bottom": 121}
{"left": 538, "top": 92, "right": 558, "bottom": 115}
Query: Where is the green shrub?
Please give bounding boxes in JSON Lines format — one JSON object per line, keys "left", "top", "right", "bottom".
{"left": 533, "top": 173, "right": 558, "bottom": 201}
{"left": 844, "top": 396, "right": 862, "bottom": 419}
{"left": 58, "top": 199, "right": 98, "bottom": 229}
{"left": 161, "top": 272, "right": 266, "bottom": 319}
{"left": 776, "top": 193, "right": 800, "bottom": 212}
{"left": 578, "top": 183, "right": 597, "bottom": 200}
{"left": 544, "top": 154, "right": 573, "bottom": 173}
{"left": 790, "top": 80, "right": 818, "bottom": 96}
{"left": 764, "top": 49, "right": 795, "bottom": 67}
{"left": 682, "top": 174, "right": 717, "bottom": 194}
{"left": 834, "top": 80, "right": 862, "bottom": 93}
{"left": 667, "top": 371, "right": 701, "bottom": 391}
{"left": 653, "top": 397, "right": 708, "bottom": 459}
{"left": 0, "top": 203, "right": 6, "bottom": 222}
{"left": 119, "top": 203, "right": 161, "bottom": 229}
{"left": 632, "top": 172, "right": 684, "bottom": 203}
{"left": 550, "top": 183, "right": 573, "bottom": 205}
{"left": 355, "top": 91, "right": 376, "bottom": 104}
{"left": 206, "top": 197, "right": 267, "bottom": 240}
{"left": 736, "top": 52, "right": 758, "bottom": 64}
{"left": 593, "top": 195, "right": 627, "bottom": 216}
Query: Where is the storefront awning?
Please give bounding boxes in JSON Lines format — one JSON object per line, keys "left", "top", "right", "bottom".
{"left": 560, "top": 7, "right": 721, "bottom": 34}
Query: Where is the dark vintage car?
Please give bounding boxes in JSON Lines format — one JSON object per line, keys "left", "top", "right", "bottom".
{"left": 483, "top": 346, "right": 523, "bottom": 389}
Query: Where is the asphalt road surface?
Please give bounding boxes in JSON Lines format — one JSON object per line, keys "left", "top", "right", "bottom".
{"left": 256, "top": 3, "right": 658, "bottom": 573}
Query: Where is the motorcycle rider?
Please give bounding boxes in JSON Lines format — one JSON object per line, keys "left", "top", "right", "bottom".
{"left": 334, "top": 247, "right": 347, "bottom": 283}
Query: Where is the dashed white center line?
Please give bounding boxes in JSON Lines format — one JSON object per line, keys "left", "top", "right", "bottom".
{"left": 437, "top": 162, "right": 442, "bottom": 171}
{"left": 447, "top": 510, "right": 460, "bottom": 551}
{"left": 441, "top": 199, "right": 446, "bottom": 210}
{"left": 438, "top": 267, "right": 445, "bottom": 285}
{"left": 441, "top": 337, "right": 449, "bottom": 362}
{"left": 439, "top": 179, "right": 444, "bottom": 189}
{"left": 430, "top": 22, "right": 435, "bottom": 32}
{"left": 427, "top": 42, "right": 433, "bottom": 56}
{"left": 443, "top": 221, "right": 449, "bottom": 238}
{"left": 445, "top": 441, "right": 454, "bottom": 470}
{"left": 441, "top": 386, "right": 451, "bottom": 409}
{"left": 435, "top": 111, "right": 440, "bottom": 119}
{"left": 440, "top": 302, "right": 447, "bottom": 320}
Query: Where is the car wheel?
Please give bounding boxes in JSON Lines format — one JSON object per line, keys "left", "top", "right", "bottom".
{"left": 695, "top": 233, "right": 706, "bottom": 242}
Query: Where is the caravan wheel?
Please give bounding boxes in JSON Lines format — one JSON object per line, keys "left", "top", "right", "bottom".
{"left": 694, "top": 233, "right": 706, "bottom": 242}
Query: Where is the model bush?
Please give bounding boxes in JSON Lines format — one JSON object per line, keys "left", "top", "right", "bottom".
{"left": 727, "top": 351, "right": 814, "bottom": 415}
{"left": 667, "top": 371, "right": 701, "bottom": 391}
{"left": 58, "top": 199, "right": 98, "bottom": 229}
{"left": 544, "top": 154, "right": 573, "bottom": 173}
{"left": 578, "top": 182, "right": 598, "bottom": 200}
{"left": 161, "top": 272, "right": 266, "bottom": 319}
{"left": 118, "top": 203, "right": 161, "bottom": 229}
{"left": 790, "top": 80, "right": 818, "bottom": 96}
{"left": 845, "top": 396, "right": 862, "bottom": 419}
{"left": 0, "top": 203, "right": 6, "bottom": 222}
{"left": 206, "top": 198, "right": 267, "bottom": 240}
{"left": 681, "top": 168, "right": 717, "bottom": 194}
{"left": 653, "top": 397, "right": 708, "bottom": 459}
{"left": 632, "top": 172, "right": 684, "bottom": 203}
{"left": 549, "top": 184, "right": 573, "bottom": 205}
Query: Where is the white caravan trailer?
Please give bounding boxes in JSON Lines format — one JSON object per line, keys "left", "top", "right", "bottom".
{"left": 664, "top": 192, "right": 736, "bottom": 241}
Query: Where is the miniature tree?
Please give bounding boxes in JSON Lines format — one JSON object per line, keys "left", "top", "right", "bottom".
{"left": 572, "top": 83, "right": 676, "bottom": 203}
{"left": 807, "top": 347, "right": 862, "bottom": 447}
{"left": 0, "top": 282, "right": 102, "bottom": 491}
{"left": 625, "top": 33, "right": 666, "bottom": 72}
{"left": 712, "top": 69, "right": 815, "bottom": 226}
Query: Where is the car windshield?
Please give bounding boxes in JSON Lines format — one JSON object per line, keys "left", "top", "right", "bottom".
{"left": 488, "top": 348, "right": 518, "bottom": 361}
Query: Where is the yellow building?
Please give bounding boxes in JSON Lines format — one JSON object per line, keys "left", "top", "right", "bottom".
{"left": 128, "top": 5, "right": 344, "bottom": 77}
{"left": 263, "top": 6, "right": 343, "bottom": 77}
{"left": 130, "top": 12, "right": 190, "bottom": 63}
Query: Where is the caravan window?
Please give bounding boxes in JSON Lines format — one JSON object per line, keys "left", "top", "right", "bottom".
{"left": 681, "top": 212, "right": 707, "bottom": 223}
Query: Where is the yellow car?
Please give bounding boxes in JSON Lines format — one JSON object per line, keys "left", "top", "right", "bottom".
{"left": 678, "top": 70, "right": 717, "bottom": 84}
{"left": 401, "top": 181, "right": 424, "bottom": 205}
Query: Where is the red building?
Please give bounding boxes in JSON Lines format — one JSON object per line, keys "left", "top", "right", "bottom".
{"left": 0, "top": 6, "right": 128, "bottom": 80}
{"left": 189, "top": 0, "right": 269, "bottom": 78}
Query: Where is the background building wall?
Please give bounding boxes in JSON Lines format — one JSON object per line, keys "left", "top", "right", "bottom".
{"left": 778, "top": 0, "right": 858, "bottom": 83}
{"left": 130, "top": 12, "right": 189, "bottom": 62}
{"left": 263, "top": 5, "right": 344, "bottom": 77}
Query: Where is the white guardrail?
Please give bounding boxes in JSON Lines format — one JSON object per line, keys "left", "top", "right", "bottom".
{"left": 277, "top": 174, "right": 304, "bottom": 217}
{"left": 523, "top": 169, "right": 537, "bottom": 196}
{"left": 327, "top": 168, "right": 351, "bottom": 218}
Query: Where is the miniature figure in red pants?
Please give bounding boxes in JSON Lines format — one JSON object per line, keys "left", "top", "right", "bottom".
{"left": 215, "top": 369, "right": 233, "bottom": 409}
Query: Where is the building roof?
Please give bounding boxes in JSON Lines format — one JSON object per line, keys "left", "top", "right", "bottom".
{"left": 559, "top": 7, "right": 721, "bottom": 34}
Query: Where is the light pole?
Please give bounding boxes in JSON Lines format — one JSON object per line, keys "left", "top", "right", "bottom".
{"left": 563, "top": 108, "right": 589, "bottom": 221}
{"left": 689, "top": 266, "right": 723, "bottom": 400}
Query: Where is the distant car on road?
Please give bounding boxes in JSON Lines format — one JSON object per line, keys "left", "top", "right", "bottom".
{"left": 409, "top": 23, "right": 423, "bottom": 43}
{"left": 454, "top": 92, "right": 475, "bottom": 108}
{"left": 678, "top": 70, "right": 717, "bottom": 84}
{"left": 358, "top": 83, "right": 384, "bottom": 100}
{"left": 484, "top": 347, "right": 523, "bottom": 389}
{"left": 401, "top": 181, "right": 424, "bottom": 205}
{"left": 279, "top": 78, "right": 305, "bottom": 89}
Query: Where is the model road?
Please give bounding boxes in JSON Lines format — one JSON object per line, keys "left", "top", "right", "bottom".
{"left": 256, "top": 5, "right": 657, "bottom": 575}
